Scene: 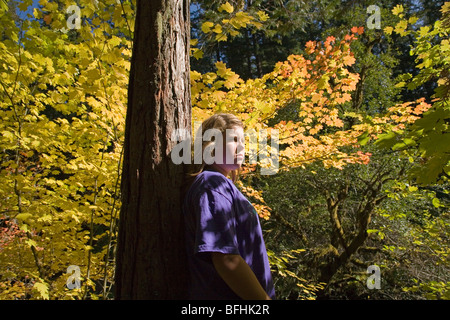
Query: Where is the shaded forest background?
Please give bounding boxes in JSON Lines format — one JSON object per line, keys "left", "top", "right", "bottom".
{"left": 0, "top": 0, "right": 449, "bottom": 299}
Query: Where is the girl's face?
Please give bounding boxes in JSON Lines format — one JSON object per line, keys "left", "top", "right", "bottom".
{"left": 214, "top": 125, "right": 245, "bottom": 174}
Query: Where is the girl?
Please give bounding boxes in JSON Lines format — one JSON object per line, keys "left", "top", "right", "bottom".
{"left": 182, "top": 113, "right": 275, "bottom": 300}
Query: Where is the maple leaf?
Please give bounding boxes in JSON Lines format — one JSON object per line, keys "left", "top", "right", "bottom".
{"left": 224, "top": 73, "right": 241, "bottom": 89}
{"left": 343, "top": 54, "right": 356, "bottom": 66}
{"left": 344, "top": 34, "right": 355, "bottom": 41}
{"left": 384, "top": 26, "right": 394, "bottom": 35}
{"left": 305, "top": 40, "right": 316, "bottom": 54}
{"left": 201, "top": 21, "right": 214, "bottom": 33}
{"left": 218, "top": 2, "right": 234, "bottom": 14}
{"left": 392, "top": 4, "right": 404, "bottom": 16}
{"left": 257, "top": 10, "right": 269, "bottom": 22}
{"left": 351, "top": 26, "right": 364, "bottom": 35}
{"left": 33, "top": 281, "right": 49, "bottom": 300}
{"left": 43, "top": 14, "right": 52, "bottom": 25}
{"left": 212, "top": 24, "right": 223, "bottom": 34}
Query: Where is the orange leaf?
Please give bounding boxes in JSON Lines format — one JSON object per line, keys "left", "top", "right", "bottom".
{"left": 351, "top": 26, "right": 364, "bottom": 34}
{"left": 43, "top": 14, "right": 52, "bottom": 25}
{"left": 305, "top": 40, "right": 316, "bottom": 54}
{"left": 343, "top": 54, "right": 356, "bottom": 66}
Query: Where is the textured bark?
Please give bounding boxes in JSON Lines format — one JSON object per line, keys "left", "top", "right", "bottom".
{"left": 115, "top": 0, "right": 191, "bottom": 299}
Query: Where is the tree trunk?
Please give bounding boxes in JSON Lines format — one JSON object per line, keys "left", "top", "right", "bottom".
{"left": 115, "top": 0, "right": 191, "bottom": 299}
{"left": 318, "top": 170, "right": 390, "bottom": 286}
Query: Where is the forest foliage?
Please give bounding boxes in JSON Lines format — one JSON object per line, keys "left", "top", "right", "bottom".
{"left": 0, "top": 0, "right": 449, "bottom": 299}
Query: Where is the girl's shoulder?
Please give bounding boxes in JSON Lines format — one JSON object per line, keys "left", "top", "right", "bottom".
{"left": 190, "top": 170, "right": 236, "bottom": 197}
{"left": 198, "top": 170, "right": 233, "bottom": 188}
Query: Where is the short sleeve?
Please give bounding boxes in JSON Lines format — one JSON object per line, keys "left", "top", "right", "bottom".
{"left": 194, "top": 189, "right": 240, "bottom": 257}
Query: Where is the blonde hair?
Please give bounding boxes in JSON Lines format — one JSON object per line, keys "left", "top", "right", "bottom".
{"left": 182, "top": 113, "right": 244, "bottom": 194}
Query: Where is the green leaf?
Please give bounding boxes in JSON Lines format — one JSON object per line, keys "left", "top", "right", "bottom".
{"left": 432, "top": 198, "right": 441, "bottom": 208}
{"left": 374, "top": 131, "right": 397, "bottom": 149}
{"left": 412, "top": 154, "right": 450, "bottom": 185}
{"left": 357, "top": 131, "right": 370, "bottom": 146}
{"left": 17, "top": 0, "right": 32, "bottom": 12}
{"left": 0, "top": 0, "right": 7, "bottom": 12}
{"left": 392, "top": 138, "right": 416, "bottom": 151}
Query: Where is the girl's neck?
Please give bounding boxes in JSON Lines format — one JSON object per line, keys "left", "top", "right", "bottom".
{"left": 206, "top": 164, "right": 229, "bottom": 177}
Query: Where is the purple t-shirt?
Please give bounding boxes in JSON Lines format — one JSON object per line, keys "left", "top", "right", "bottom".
{"left": 182, "top": 168, "right": 275, "bottom": 300}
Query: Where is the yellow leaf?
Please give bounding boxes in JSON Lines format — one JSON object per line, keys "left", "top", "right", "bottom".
{"left": 190, "top": 70, "right": 202, "bottom": 81}
{"left": 311, "top": 93, "right": 321, "bottom": 104}
{"left": 230, "top": 14, "right": 250, "bottom": 29}
{"left": 384, "top": 26, "right": 393, "bottom": 35}
{"left": 343, "top": 54, "right": 356, "bottom": 66}
{"left": 85, "top": 68, "right": 101, "bottom": 80}
{"left": 317, "top": 75, "right": 330, "bottom": 89}
{"left": 16, "top": 213, "right": 33, "bottom": 221}
{"left": 33, "top": 282, "right": 49, "bottom": 300}
{"left": 26, "top": 239, "right": 37, "bottom": 248}
{"left": 109, "top": 35, "right": 121, "bottom": 47}
{"left": 224, "top": 73, "right": 241, "bottom": 89}
{"left": 33, "top": 8, "right": 42, "bottom": 19}
{"left": 2, "top": 130, "right": 15, "bottom": 142}
{"left": 252, "top": 21, "right": 263, "bottom": 29}
{"left": 215, "top": 61, "right": 228, "bottom": 77}
{"left": 218, "top": 2, "right": 234, "bottom": 14}
{"left": 201, "top": 21, "right": 214, "bottom": 33}
{"left": 212, "top": 24, "right": 223, "bottom": 34}
{"left": 392, "top": 4, "right": 404, "bottom": 16}
{"left": 203, "top": 72, "right": 217, "bottom": 84}
{"left": 192, "top": 48, "right": 204, "bottom": 60}
{"left": 215, "top": 33, "right": 227, "bottom": 42}
{"left": 394, "top": 20, "right": 408, "bottom": 36}
{"left": 257, "top": 11, "right": 269, "bottom": 22}
{"left": 229, "top": 29, "right": 240, "bottom": 37}
{"left": 409, "top": 16, "right": 419, "bottom": 25}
